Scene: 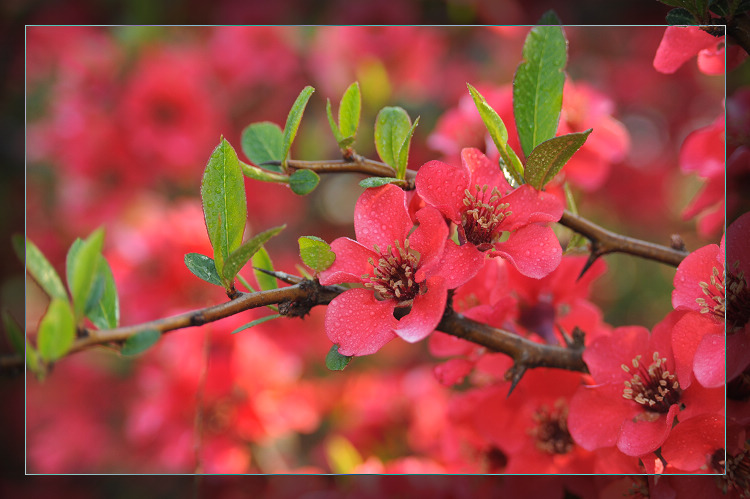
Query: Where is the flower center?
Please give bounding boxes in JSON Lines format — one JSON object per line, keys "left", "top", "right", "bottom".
{"left": 712, "top": 444, "right": 750, "bottom": 498}
{"left": 697, "top": 262, "right": 750, "bottom": 331}
{"left": 362, "top": 239, "right": 420, "bottom": 302}
{"left": 621, "top": 352, "right": 681, "bottom": 413}
{"left": 530, "top": 400, "right": 574, "bottom": 455}
{"left": 460, "top": 184, "right": 511, "bottom": 251}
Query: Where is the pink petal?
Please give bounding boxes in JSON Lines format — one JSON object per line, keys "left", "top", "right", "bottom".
{"left": 697, "top": 44, "right": 726, "bottom": 75}
{"left": 693, "top": 332, "right": 725, "bottom": 388}
{"left": 395, "top": 276, "right": 447, "bottom": 343}
{"left": 500, "top": 185, "right": 564, "bottom": 231}
{"left": 670, "top": 311, "right": 718, "bottom": 388}
{"left": 616, "top": 404, "right": 679, "bottom": 456}
{"left": 679, "top": 114, "right": 725, "bottom": 178}
{"left": 653, "top": 26, "right": 719, "bottom": 74}
{"left": 422, "top": 240, "right": 484, "bottom": 289}
{"left": 583, "top": 326, "right": 650, "bottom": 383}
{"left": 672, "top": 243, "right": 721, "bottom": 312}
{"left": 428, "top": 331, "right": 474, "bottom": 357}
{"left": 491, "top": 224, "right": 561, "bottom": 279}
{"left": 660, "top": 413, "right": 723, "bottom": 471}
{"left": 461, "top": 147, "right": 510, "bottom": 194}
{"left": 433, "top": 358, "right": 474, "bottom": 386}
{"left": 409, "top": 206, "right": 448, "bottom": 279}
{"left": 682, "top": 174, "right": 724, "bottom": 220}
{"left": 414, "top": 159, "right": 468, "bottom": 222}
{"left": 318, "top": 237, "right": 377, "bottom": 286}
{"left": 562, "top": 149, "right": 611, "bottom": 192}
{"left": 354, "top": 184, "right": 412, "bottom": 252}
{"left": 568, "top": 383, "right": 637, "bottom": 451}
{"left": 324, "top": 289, "right": 398, "bottom": 356}
{"left": 680, "top": 383, "right": 725, "bottom": 421}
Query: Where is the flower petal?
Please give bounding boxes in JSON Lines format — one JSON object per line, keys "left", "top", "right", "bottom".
{"left": 693, "top": 332, "right": 725, "bottom": 389}
{"left": 415, "top": 159, "right": 468, "bottom": 223}
{"left": 672, "top": 243, "right": 721, "bottom": 312}
{"left": 434, "top": 358, "right": 474, "bottom": 386}
{"left": 420, "top": 239, "right": 484, "bottom": 289}
{"left": 660, "top": 413, "right": 724, "bottom": 472}
{"left": 568, "top": 383, "right": 637, "bottom": 451}
{"left": 409, "top": 206, "right": 448, "bottom": 278}
{"left": 395, "top": 276, "right": 447, "bottom": 343}
{"left": 583, "top": 326, "right": 650, "bottom": 383}
{"left": 499, "top": 184, "right": 564, "bottom": 231}
{"left": 671, "top": 312, "right": 722, "bottom": 388}
{"left": 461, "top": 147, "right": 510, "bottom": 194}
{"left": 653, "top": 26, "right": 719, "bottom": 74}
{"left": 491, "top": 224, "right": 561, "bottom": 279}
{"left": 319, "top": 237, "right": 377, "bottom": 286}
{"left": 616, "top": 404, "right": 679, "bottom": 457}
{"left": 354, "top": 184, "right": 413, "bottom": 252}
{"left": 324, "top": 289, "right": 398, "bottom": 356}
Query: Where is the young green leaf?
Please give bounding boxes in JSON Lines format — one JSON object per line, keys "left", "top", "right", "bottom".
{"left": 374, "top": 106, "right": 412, "bottom": 175}
{"left": 239, "top": 161, "right": 290, "bottom": 184}
{"left": 85, "top": 255, "right": 119, "bottom": 329}
{"left": 282, "top": 86, "right": 315, "bottom": 167}
{"left": 223, "top": 225, "right": 286, "bottom": 282}
{"left": 230, "top": 314, "right": 282, "bottom": 334}
{"left": 396, "top": 116, "right": 419, "bottom": 180}
{"left": 326, "top": 99, "right": 345, "bottom": 144}
{"left": 121, "top": 329, "right": 161, "bottom": 356}
{"left": 467, "top": 83, "right": 524, "bottom": 184}
{"left": 37, "top": 298, "right": 76, "bottom": 362}
{"left": 524, "top": 129, "right": 592, "bottom": 189}
{"left": 252, "top": 246, "right": 277, "bottom": 291}
{"left": 536, "top": 9, "right": 561, "bottom": 24}
{"left": 26, "top": 339, "right": 42, "bottom": 379}
{"left": 13, "top": 235, "right": 68, "bottom": 301}
{"left": 358, "top": 177, "right": 406, "bottom": 189}
{"left": 326, "top": 344, "right": 352, "bottom": 371}
{"left": 338, "top": 82, "right": 361, "bottom": 140}
{"left": 513, "top": 24, "right": 568, "bottom": 157}
{"left": 201, "top": 138, "right": 247, "bottom": 283}
{"left": 2, "top": 309, "right": 24, "bottom": 356}
{"left": 66, "top": 227, "right": 105, "bottom": 320}
{"left": 241, "top": 122, "right": 284, "bottom": 172}
{"left": 298, "top": 236, "right": 336, "bottom": 272}
{"left": 184, "top": 253, "right": 223, "bottom": 286}
{"left": 666, "top": 8, "right": 698, "bottom": 24}
{"left": 289, "top": 169, "right": 320, "bottom": 195}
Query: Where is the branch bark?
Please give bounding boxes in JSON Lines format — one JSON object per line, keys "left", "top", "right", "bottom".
{"left": 1, "top": 276, "right": 586, "bottom": 381}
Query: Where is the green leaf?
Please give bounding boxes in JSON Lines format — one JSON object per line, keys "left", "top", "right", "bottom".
{"left": 85, "top": 256, "right": 119, "bottom": 329}
{"left": 289, "top": 169, "right": 320, "bottom": 195}
{"left": 326, "top": 99, "right": 344, "bottom": 144}
{"left": 524, "top": 129, "right": 592, "bottom": 189}
{"left": 537, "top": 9, "right": 561, "bottom": 24}
{"left": 184, "top": 253, "right": 223, "bottom": 286}
{"left": 121, "top": 329, "right": 161, "bottom": 356}
{"left": 239, "top": 160, "right": 289, "bottom": 184}
{"left": 66, "top": 228, "right": 105, "bottom": 320}
{"left": 396, "top": 116, "right": 419, "bottom": 180}
{"left": 230, "top": 314, "right": 282, "bottom": 334}
{"left": 201, "top": 138, "right": 247, "bottom": 284}
{"left": 666, "top": 7, "right": 698, "bottom": 24}
{"left": 298, "top": 236, "right": 336, "bottom": 272}
{"left": 513, "top": 24, "right": 568, "bottom": 157}
{"left": 338, "top": 82, "right": 361, "bottom": 140}
{"left": 374, "top": 106, "right": 412, "bottom": 174}
{"left": 358, "top": 177, "right": 405, "bottom": 188}
{"left": 26, "top": 338, "right": 43, "bottom": 379}
{"left": 710, "top": 0, "right": 749, "bottom": 17}
{"left": 282, "top": 86, "right": 315, "bottom": 167}
{"left": 241, "top": 122, "right": 284, "bottom": 172}
{"left": 2, "top": 309, "right": 24, "bottom": 356}
{"left": 467, "top": 83, "right": 524, "bottom": 184}
{"left": 326, "top": 344, "right": 353, "bottom": 371}
{"left": 223, "top": 225, "right": 286, "bottom": 282}
{"left": 37, "top": 298, "right": 76, "bottom": 362}
{"left": 252, "top": 246, "right": 277, "bottom": 291}
{"left": 14, "top": 235, "right": 68, "bottom": 301}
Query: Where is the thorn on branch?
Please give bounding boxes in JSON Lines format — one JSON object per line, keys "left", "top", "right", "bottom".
{"left": 670, "top": 234, "right": 686, "bottom": 252}
{"left": 505, "top": 361, "right": 528, "bottom": 397}
{"left": 577, "top": 244, "right": 603, "bottom": 281}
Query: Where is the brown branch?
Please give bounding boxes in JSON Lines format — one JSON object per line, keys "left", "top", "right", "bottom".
{"left": 1, "top": 277, "right": 586, "bottom": 382}
{"left": 558, "top": 211, "right": 689, "bottom": 268}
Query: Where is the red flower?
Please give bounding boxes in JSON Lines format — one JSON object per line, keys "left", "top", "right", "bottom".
{"left": 319, "top": 184, "right": 483, "bottom": 356}
{"left": 567, "top": 316, "right": 724, "bottom": 457}
{"left": 653, "top": 26, "right": 746, "bottom": 75}
{"left": 416, "top": 148, "right": 563, "bottom": 279}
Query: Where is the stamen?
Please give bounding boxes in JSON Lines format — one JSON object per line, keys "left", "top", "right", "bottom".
{"left": 529, "top": 400, "right": 574, "bottom": 455}
{"left": 363, "top": 239, "right": 421, "bottom": 302}
{"left": 460, "top": 184, "right": 511, "bottom": 249}
{"left": 621, "top": 351, "right": 681, "bottom": 413}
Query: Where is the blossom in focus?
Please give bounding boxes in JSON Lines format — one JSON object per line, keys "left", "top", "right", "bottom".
{"left": 416, "top": 148, "right": 563, "bottom": 279}
{"left": 319, "top": 184, "right": 484, "bottom": 356}
{"left": 653, "top": 25, "right": 746, "bottom": 75}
